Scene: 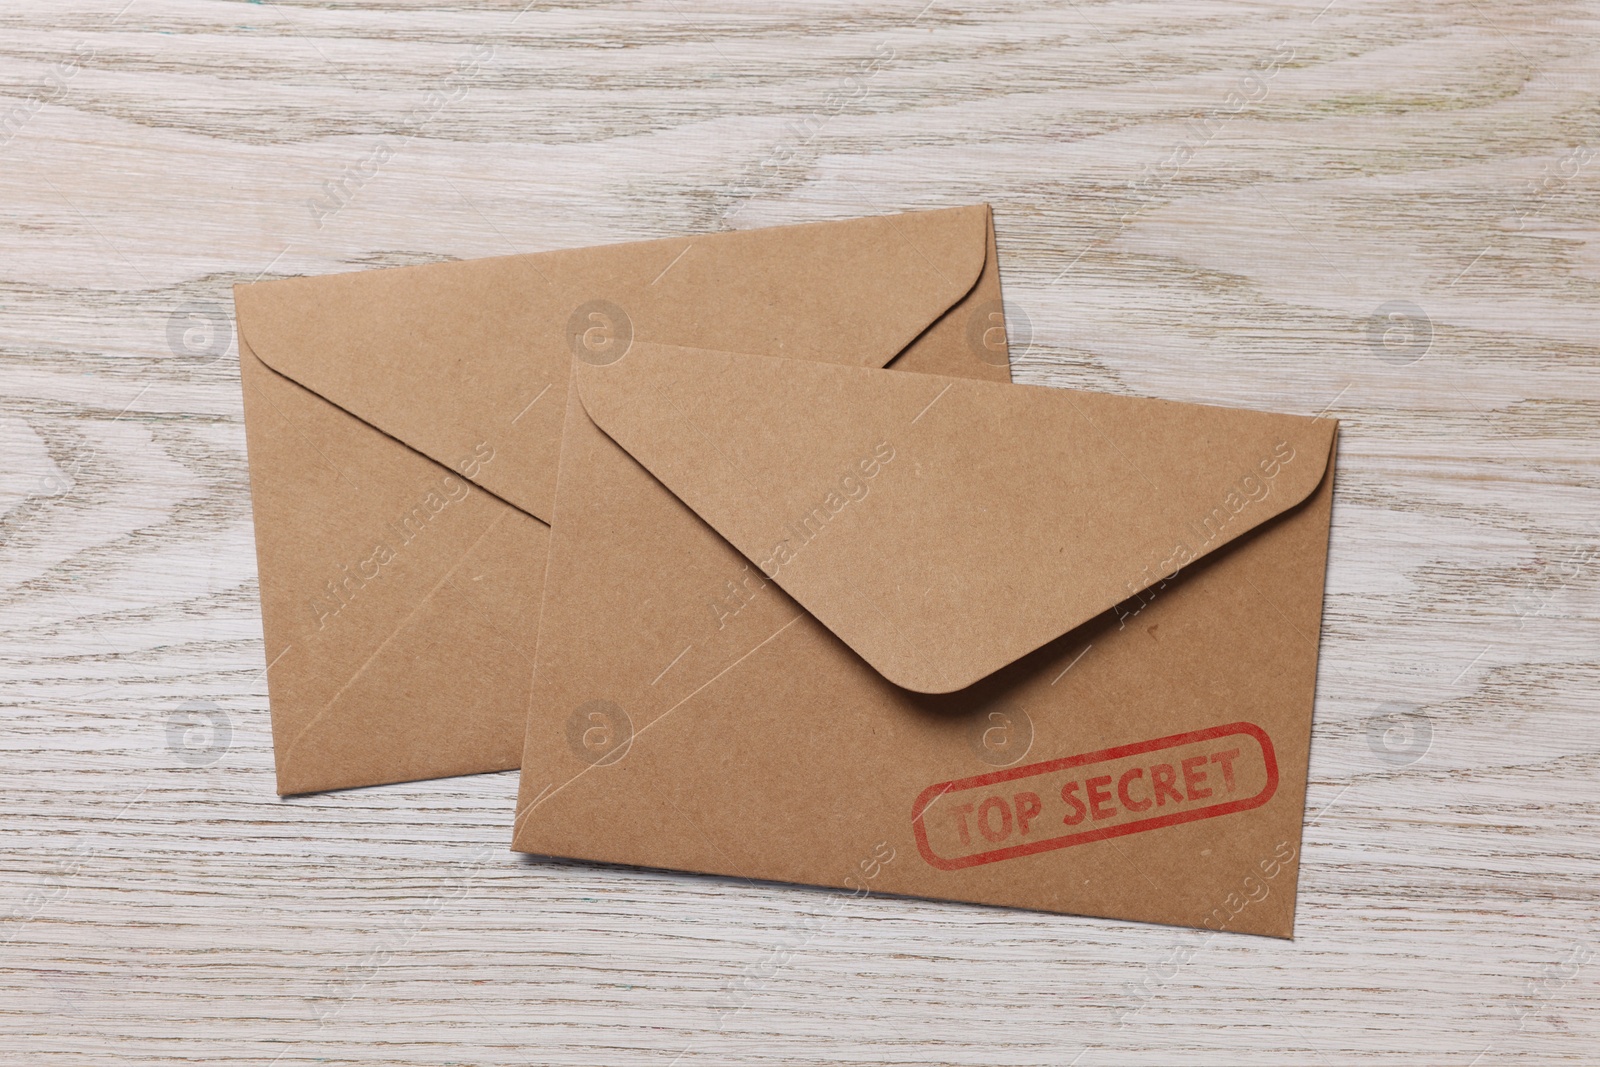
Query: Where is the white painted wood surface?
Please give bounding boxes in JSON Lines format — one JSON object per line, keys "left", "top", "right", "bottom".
{"left": 3, "top": 1, "right": 1597, "bottom": 1063}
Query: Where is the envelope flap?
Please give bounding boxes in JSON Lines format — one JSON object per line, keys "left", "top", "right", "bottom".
{"left": 233, "top": 206, "right": 992, "bottom": 522}
{"left": 575, "top": 343, "right": 1337, "bottom": 694}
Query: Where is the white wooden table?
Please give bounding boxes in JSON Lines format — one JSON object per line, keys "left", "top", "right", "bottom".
{"left": 3, "top": 2, "right": 1597, "bottom": 1063}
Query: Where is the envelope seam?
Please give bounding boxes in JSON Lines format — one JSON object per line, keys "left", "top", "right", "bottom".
{"left": 444, "top": 572, "right": 537, "bottom": 668}
{"left": 1056, "top": 386, "right": 1334, "bottom": 607}
{"left": 514, "top": 613, "right": 807, "bottom": 836}
{"left": 277, "top": 511, "right": 510, "bottom": 782}
{"left": 1232, "top": 449, "right": 1337, "bottom": 652}
{"left": 244, "top": 342, "right": 552, "bottom": 529}
{"left": 244, "top": 353, "right": 364, "bottom": 500}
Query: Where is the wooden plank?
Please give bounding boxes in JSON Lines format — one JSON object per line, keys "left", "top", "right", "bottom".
{"left": 1, "top": 1, "right": 1596, "bottom": 1062}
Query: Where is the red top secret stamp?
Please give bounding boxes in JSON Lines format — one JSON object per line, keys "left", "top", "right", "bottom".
{"left": 912, "top": 722, "right": 1279, "bottom": 871}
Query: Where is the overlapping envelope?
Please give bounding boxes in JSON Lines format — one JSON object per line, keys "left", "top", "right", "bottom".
{"left": 513, "top": 344, "right": 1337, "bottom": 937}
{"left": 234, "top": 201, "right": 1338, "bottom": 936}
{"left": 234, "top": 205, "right": 1008, "bottom": 795}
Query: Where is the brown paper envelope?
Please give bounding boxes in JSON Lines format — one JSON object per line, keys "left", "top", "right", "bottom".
{"left": 515, "top": 343, "right": 1337, "bottom": 937}
{"left": 234, "top": 205, "right": 1007, "bottom": 794}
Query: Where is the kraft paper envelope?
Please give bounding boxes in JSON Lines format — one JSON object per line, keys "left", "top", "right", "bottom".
{"left": 234, "top": 204, "right": 1008, "bottom": 794}
{"left": 515, "top": 342, "right": 1337, "bottom": 936}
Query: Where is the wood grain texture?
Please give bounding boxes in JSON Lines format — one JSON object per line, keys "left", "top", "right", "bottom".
{"left": 2, "top": 0, "right": 1597, "bottom": 1063}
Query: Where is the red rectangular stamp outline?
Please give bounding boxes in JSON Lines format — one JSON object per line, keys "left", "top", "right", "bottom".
{"left": 911, "top": 721, "right": 1278, "bottom": 871}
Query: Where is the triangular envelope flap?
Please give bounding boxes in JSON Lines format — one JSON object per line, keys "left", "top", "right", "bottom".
{"left": 575, "top": 343, "right": 1337, "bottom": 694}
{"left": 233, "top": 206, "right": 991, "bottom": 523}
